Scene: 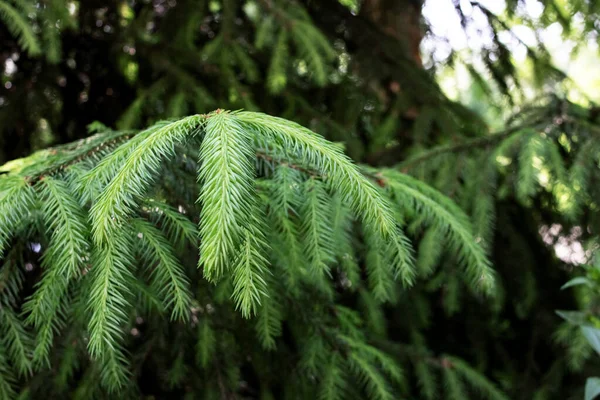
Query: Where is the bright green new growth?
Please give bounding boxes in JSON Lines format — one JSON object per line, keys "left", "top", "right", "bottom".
{"left": 90, "top": 116, "right": 204, "bottom": 245}
{"left": 198, "top": 112, "right": 257, "bottom": 282}
{"left": 0, "top": 110, "right": 495, "bottom": 396}
{"left": 235, "top": 112, "right": 400, "bottom": 238}
{"left": 23, "top": 177, "right": 89, "bottom": 366}
{"left": 86, "top": 230, "right": 133, "bottom": 361}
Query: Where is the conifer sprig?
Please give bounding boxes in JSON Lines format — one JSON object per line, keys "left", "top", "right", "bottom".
{"left": 330, "top": 193, "right": 361, "bottom": 285}
{"left": 319, "top": 354, "right": 347, "bottom": 400}
{"left": 0, "top": 177, "right": 35, "bottom": 258}
{"left": 269, "top": 166, "right": 303, "bottom": 274}
{"left": 302, "top": 178, "right": 335, "bottom": 275}
{"left": 364, "top": 227, "right": 396, "bottom": 302}
{"left": 90, "top": 116, "right": 204, "bottom": 246}
{"left": 0, "top": 307, "right": 32, "bottom": 377}
{"left": 231, "top": 224, "right": 270, "bottom": 318}
{"left": 86, "top": 230, "right": 135, "bottom": 359}
{"left": 198, "top": 111, "right": 257, "bottom": 281}
{"left": 0, "top": 1, "right": 40, "bottom": 56}
{"left": 444, "top": 356, "right": 510, "bottom": 400}
{"left": 133, "top": 218, "right": 193, "bottom": 320}
{"left": 23, "top": 190, "right": 77, "bottom": 367}
{"left": 382, "top": 170, "right": 495, "bottom": 292}
{"left": 0, "top": 345, "right": 17, "bottom": 400}
{"left": 37, "top": 177, "right": 90, "bottom": 281}
{"left": 255, "top": 292, "right": 283, "bottom": 350}
{"left": 234, "top": 112, "right": 399, "bottom": 238}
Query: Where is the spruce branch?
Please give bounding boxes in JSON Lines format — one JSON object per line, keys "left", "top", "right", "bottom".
{"left": 21, "top": 130, "right": 135, "bottom": 184}
{"left": 235, "top": 111, "right": 399, "bottom": 239}
{"left": 255, "top": 292, "right": 283, "bottom": 350}
{"left": 0, "top": 177, "right": 35, "bottom": 259}
{"left": 363, "top": 226, "right": 395, "bottom": 302}
{"left": 398, "top": 124, "right": 536, "bottom": 171}
{"left": 0, "top": 249, "right": 25, "bottom": 307}
{"left": 0, "top": 108, "right": 514, "bottom": 398}
{"left": 198, "top": 111, "right": 257, "bottom": 281}
{"left": 348, "top": 352, "right": 394, "bottom": 400}
{"left": 318, "top": 354, "right": 347, "bottom": 400}
{"left": 0, "top": 307, "right": 33, "bottom": 376}
{"left": 231, "top": 209, "right": 270, "bottom": 318}
{"left": 0, "top": 343, "right": 17, "bottom": 399}
{"left": 444, "top": 355, "right": 510, "bottom": 400}
{"left": 86, "top": 230, "right": 135, "bottom": 359}
{"left": 133, "top": 218, "right": 193, "bottom": 320}
{"left": 0, "top": 1, "right": 40, "bottom": 56}
{"left": 330, "top": 193, "right": 361, "bottom": 286}
{"left": 90, "top": 116, "right": 204, "bottom": 246}
{"left": 382, "top": 170, "right": 495, "bottom": 293}
{"left": 302, "top": 178, "right": 335, "bottom": 275}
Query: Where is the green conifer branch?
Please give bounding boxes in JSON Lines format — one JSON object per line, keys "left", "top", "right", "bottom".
{"left": 348, "top": 352, "right": 394, "bottom": 400}
{"left": 133, "top": 218, "right": 193, "bottom": 320}
{"left": 0, "top": 307, "right": 32, "bottom": 376}
{"left": 318, "top": 354, "right": 347, "bottom": 400}
{"left": 0, "top": 1, "right": 40, "bottom": 56}
{"left": 196, "top": 319, "right": 216, "bottom": 369}
{"left": 0, "top": 177, "right": 35, "bottom": 258}
{"left": 235, "top": 112, "right": 399, "bottom": 239}
{"left": 382, "top": 170, "right": 495, "bottom": 293}
{"left": 143, "top": 198, "right": 198, "bottom": 247}
{"left": 302, "top": 178, "right": 335, "bottom": 274}
{"left": 444, "top": 355, "right": 510, "bottom": 400}
{"left": 255, "top": 291, "right": 283, "bottom": 350}
{"left": 90, "top": 116, "right": 204, "bottom": 246}
{"left": 0, "top": 343, "right": 17, "bottom": 399}
{"left": 231, "top": 212, "right": 270, "bottom": 318}
{"left": 198, "top": 111, "right": 257, "bottom": 281}
{"left": 86, "top": 231, "right": 134, "bottom": 358}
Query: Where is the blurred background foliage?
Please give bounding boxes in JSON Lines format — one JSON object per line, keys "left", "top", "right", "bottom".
{"left": 2, "top": 0, "right": 600, "bottom": 398}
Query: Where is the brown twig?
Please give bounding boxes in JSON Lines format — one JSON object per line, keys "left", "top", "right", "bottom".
{"left": 26, "top": 133, "right": 133, "bottom": 184}
{"left": 255, "top": 150, "right": 321, "bottom": 177}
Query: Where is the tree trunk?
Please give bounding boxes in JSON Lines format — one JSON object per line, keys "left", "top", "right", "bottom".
{"left": 360, "top": 0, "right": 424, "bottom": 66}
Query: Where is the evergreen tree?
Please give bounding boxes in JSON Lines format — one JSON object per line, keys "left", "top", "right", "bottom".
{"left": 0, "top": 0, "right": 599, "bottom": 399}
